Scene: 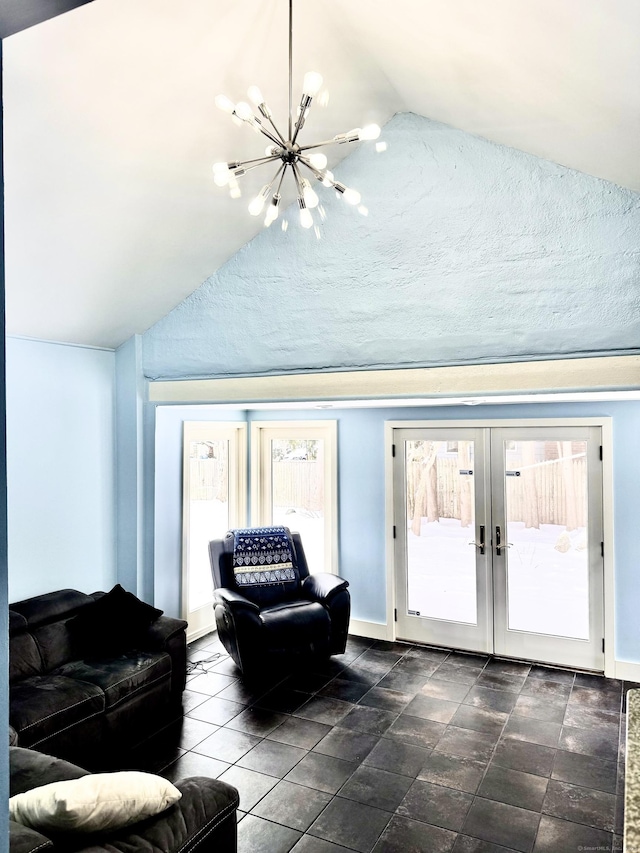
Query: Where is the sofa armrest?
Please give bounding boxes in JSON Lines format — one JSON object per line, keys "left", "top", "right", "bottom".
{"left": 302, "top": 573, "right": 349, "bottom": 604}
{"left": 144, "top": 615, "right": 188, "bottom": 650}
{"left": 9, "top": 820, "right": 53, "bottom": 853}
{"left": 214, "top": 588, "right": 260, "bottom": 613}
{"left": 70, "top": 777, "right": 238, "bottom": 853}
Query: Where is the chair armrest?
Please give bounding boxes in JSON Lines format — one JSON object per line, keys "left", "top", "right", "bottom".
{"left": 214, "top": 588, "right": 260, "bottom": 613}
{"left": 302, "top": 573, "right": 349, "bottom": 604}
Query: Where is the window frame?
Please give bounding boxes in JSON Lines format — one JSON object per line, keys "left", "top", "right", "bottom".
{"left": 181, "top": 421, "right": 247, "bottom": 640}
{"left": 250, "top": 420, "right": 338, "bottom": 575}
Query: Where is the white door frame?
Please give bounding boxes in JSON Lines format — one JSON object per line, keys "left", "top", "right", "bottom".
{"left": 385, "top": 417, "right": 615, "bottom": 675}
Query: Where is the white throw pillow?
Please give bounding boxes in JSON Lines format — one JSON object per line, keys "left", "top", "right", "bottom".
{"left": 9, "top": 772, "right": 182, "bottom": 834}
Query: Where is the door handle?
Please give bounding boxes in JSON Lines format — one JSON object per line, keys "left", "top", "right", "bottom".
{"left": 495, "top": 525, "right": 512, "bottom": 556}
{"left": 468, "top": 524, "right": 485, "bottom": 555}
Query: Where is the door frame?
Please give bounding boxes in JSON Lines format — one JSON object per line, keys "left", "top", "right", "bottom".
{"left": 385, "top": 417, "right": 615, "bottom": 675}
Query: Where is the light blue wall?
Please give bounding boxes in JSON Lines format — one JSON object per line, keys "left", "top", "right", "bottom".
{"left": 152, "top": 401, "right": 640, "bottom": 663}
{"left": 5, "top": 338, "right": 117, "bottom": 602}
{"left": 143, "top": 112, "right": 640, "bottom": 381}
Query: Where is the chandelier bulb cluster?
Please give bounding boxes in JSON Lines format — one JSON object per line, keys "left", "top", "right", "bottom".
{"left": 212, "top": 0, "right": 382, "bottom": 232}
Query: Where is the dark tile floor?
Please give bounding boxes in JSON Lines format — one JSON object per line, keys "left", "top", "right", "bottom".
{"left": 135, "top": 635, "right": 632, "bottom": 853}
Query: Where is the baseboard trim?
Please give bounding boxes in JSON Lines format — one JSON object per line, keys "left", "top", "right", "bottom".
{"left": 348, "top": 619, "right": 392, "bottom": 641}
{"left": 615, "top": 660, "right": 640, "bottom": 683}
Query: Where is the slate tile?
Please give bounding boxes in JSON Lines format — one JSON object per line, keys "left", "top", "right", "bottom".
{"left": 521, "top": 678, "right": 572, "bottom": 701}
{"left": 319, "top": 678, "right": 371, "bottom": 703}
{"left": 285, "top": 751, "right": 358, "bottom": 794}
{"left": 569, "top": 683, "right": 622, "bottom": 712}
{"left": 563, "top": 703, "right": 620, "bottom": 731}
{"left": 292, "top": 837, "right": 353, "bottom": 853}
{"left": 483, "top": 659, "right": 532, "bottom": 678}
{"left": 308, "top": 796, "right": 391, "bottom": 853}
{"left": 432, "top": 662, "right": 483, "bottom": 685}
{"left": 391, "top": 656, "right": 440, "bottom": 677}
{"left": 217, "top": 765, "right": 279, "bottom": 810}
{"left": 226, "top": 707, "right": 288, "bottom": 736}
{"left": 376, "top": 670, "right": 430, "bottom": 693}
{"left": 237, "top": 738, "right": 307, "bottom": 778}
{"left": 559, "top": 725, "right": 619, "bottom": 762}
{"left": 255, "top": 687, "right": 312, "bottom": 713}
{"left": 162, "top": 750, "right": 229, "bottom": 783}
{"left": 372, "top": 815, "right": 456, "bottom": 853}
{"left": 338, "top": 764, "right": 413, "bottom": 812}
{"left": 492, "top": 739, "right": 557, "bottom": 778}
{"left": 542, "top": 779, "right": 616, "bottom": 831}
{"left": 551, "top": 749, "right": 617, "bottom": 794}
{"left": 236, "top": 813, "right": 302, "bottom": 853}
{"left": 397, "top": 778, "right": 473, "bottom": 832}
{"left": 295, "top": 696, "right": 355, "bottom": 726}
{"left": 363, "top": 736, "right": 430, "bottom": 778}
{"left": 418, "top": 751, "right": 486, "bottom": 794}
{"left": 502, "top": 716, "right": 561, "bottom": 748}
{"left": 404, "top": 693, "right": 460, "bottom": 724}
{"left": 187, "top": 671, "right": 237, "bottom": 697}
{"left": 358, "top": 686, "right": 413, "bottom": 713}
{"left": 532, "top": 815, "right": 615, "bottom": 853}
{"left": 187, "top": 695, "right": 246, "bottom": 726}
{"left": 251, "top": 779, "right": 332, "bottom": 831}
{"left": 450, "top": 704, "right": 509, "bottom": 736}
{"left": 312, "top": 726, "right": 379, "bottom": 763}
{"left": 435, "top": 725, "right": 499, "bottom": 762}
{"left": 453, "top": 835, "right": 521, "bottom": 853}
{"left": 446, "top": 652, "right": 489, "bottom": 667}
{"left": 476, "top": 672, "right": 526, "bottom": 693}
{"left": 463, "top": 685, "right": 518, "bottom": 714}
{"left": 386, "top": 713, "right": 447, "bottom": 749}
{"left": 527, "top": 665, "right": 575, "bottom": 685}
{"left": 193, "top": 726, "right": 261, "bottom": 763}
{"left": 338, "top": 704, "right": 397, "bottom": 736}
{"left": 421, "top": 679, "right": 471, "bottom": 703}
{"left": 267, "top": 716, "right": 332, "bottom": 749}
{"left": 462, "top": 797, "right": 540, "bottom": 853}
{"left": 512, "top": 694, "right": 566, "bottom": 724}
{"left": 477, "top": 764, "right": 548, "bottom": 811}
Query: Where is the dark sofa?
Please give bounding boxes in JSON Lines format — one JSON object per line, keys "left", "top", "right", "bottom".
{"left": 9, "top": 588, "right": 188, "bottom": 768}
{"left": 9, "top": 746, "right": 238, "bottom": 853}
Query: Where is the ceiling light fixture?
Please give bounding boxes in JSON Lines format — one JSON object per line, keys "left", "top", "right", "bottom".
{"left": 212, "top": 0, "right": 381, "bottom": 231}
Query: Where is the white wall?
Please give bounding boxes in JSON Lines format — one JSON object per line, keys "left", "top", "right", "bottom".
{"left": 6, "top": 337, "right": 116, "bottom": 602}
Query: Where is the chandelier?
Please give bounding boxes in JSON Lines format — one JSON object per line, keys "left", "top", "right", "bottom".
{"left": 212, "top": 0, "right": 382, "bottom": 231}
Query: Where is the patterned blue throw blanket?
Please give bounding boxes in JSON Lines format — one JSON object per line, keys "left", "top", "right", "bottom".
{"left": 230, "top": 527, "right": 297, "bottom": 588}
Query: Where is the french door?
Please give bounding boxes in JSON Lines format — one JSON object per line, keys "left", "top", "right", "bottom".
{"left": 393, "top": 424, "right": 604, "bottom": 670}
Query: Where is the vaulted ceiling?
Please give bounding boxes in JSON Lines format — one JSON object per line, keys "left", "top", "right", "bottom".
{"left": 3, "top": 0, "right": 639, "bottom": 349}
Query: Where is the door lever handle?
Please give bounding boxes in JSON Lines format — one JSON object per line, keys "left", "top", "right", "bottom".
{"left": 495, "top": 525, "right": 513, "bottom": 556}
{"left": 468, "top": 524, "right": 485, "bottom": 555}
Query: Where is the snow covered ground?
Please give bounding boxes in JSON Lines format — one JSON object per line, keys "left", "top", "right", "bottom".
{"left": 407, "top": 517, "right": 589, "bottom": 639}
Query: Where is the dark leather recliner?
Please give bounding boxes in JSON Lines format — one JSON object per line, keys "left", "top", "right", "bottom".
{"left": 208, "top": 528, "right": 350, "bottom": 676}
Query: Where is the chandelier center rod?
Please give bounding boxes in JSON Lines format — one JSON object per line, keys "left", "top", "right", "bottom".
{"left": 288, "top": 0, "right": 293, "bottom": 141}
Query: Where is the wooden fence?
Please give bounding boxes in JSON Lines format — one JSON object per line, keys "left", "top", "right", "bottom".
{"left": 189, "top": 459, "right": 323, "bottom": 510}
{"left": 408, "top": 456, "right": 587, "bottom": 527}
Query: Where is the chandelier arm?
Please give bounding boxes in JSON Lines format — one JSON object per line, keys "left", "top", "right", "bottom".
{"left": 291, "top": 162, "right": 305, "bottom": 199}
{"left": 237, "top": 157, "right": 283, "bottom": 177}
{"left": 244, "top": 119, "right": 285, "bottom": 149}
{"left": 298, "top": 159, "right": 326, "bottom": 183}
{"left": 265, "top": 115, "right": 287, "bottom": 146}
{"left": 275, "top": 165, "right": 287, "bottom": 196}
{"left": 233, "top": 154, "right": 282, "bottom": 169}
{"left": 298, "top": 139, "right": 346, "bottom": 152}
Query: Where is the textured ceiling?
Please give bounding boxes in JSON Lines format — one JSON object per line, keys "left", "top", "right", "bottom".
{"left": 3, "top": 0, "right": 639, "bottom": 348}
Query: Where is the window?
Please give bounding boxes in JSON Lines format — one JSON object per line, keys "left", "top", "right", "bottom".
{"left": 182, "top": 422, "right": 246, "bottom": 639}
{"left": 251, "top": 421, "right": 338, "bottom": 574}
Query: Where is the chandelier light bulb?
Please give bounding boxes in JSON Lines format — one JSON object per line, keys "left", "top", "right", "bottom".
{"left": 248, "top": 85, "right": 264, "bottom": 106}
{"left": 321, "top": 170, "right": 334, "bottom": 187}
{"left": 234, "top": 101, "right": 254, "bottom": 121}
{"left": 248, "top": 184, "right": 271, "bottom": 216}
{"left": 309, "top": 152, "right": 328, "bottom": 170}
{"left": 302, "top": 180, "right": 319, "bottom": 209}
{"left": 300, "top": 207, "right": 314, "bottom": 229}
{"left": 228, "top": 177, "right": 241, "bottom": 199}
{"left": 215, "top": 94, "right": 235, "bottom": 114}
{"left": 303, "top": 71, "right": 323, "bottom": 97}
{"left": 359, "top": 124, "right": 381, "bottom": 141}
{"left": 264, "top": 194, "right": 281, "bottom": 227}
{"left": 375, "top": 141, "right": 388, "bottom": 153}
{"left": 343, "top": 187, "right": 361, "bottom": 206}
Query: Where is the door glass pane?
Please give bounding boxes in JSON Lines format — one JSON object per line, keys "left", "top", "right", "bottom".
{"left": 405, "top": 440, "right": 477, "bottom": 623}
{"left": 270, "top": 439, "right": 324, "bottom": 574}
{"left": 188, "top": 439, "right": 229, "bottom": 611}
{"left": 504, "top": 439, "right": 589, "bottom": 639}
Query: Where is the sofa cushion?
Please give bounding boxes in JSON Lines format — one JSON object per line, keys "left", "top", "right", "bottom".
{"left": 10, "top": 747, "right": 89, "bottom": 797}
{"left": 10, "top": 675, "right": 104, "bottom": 748}
{"left": 260, "top": 599, "right": 330, "bottom": 648}
{"left": 69, "top": 585, "right": 163, "bottom": 657}
{"left": 54, "top": 651, "right": 172, "bottom": 709}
